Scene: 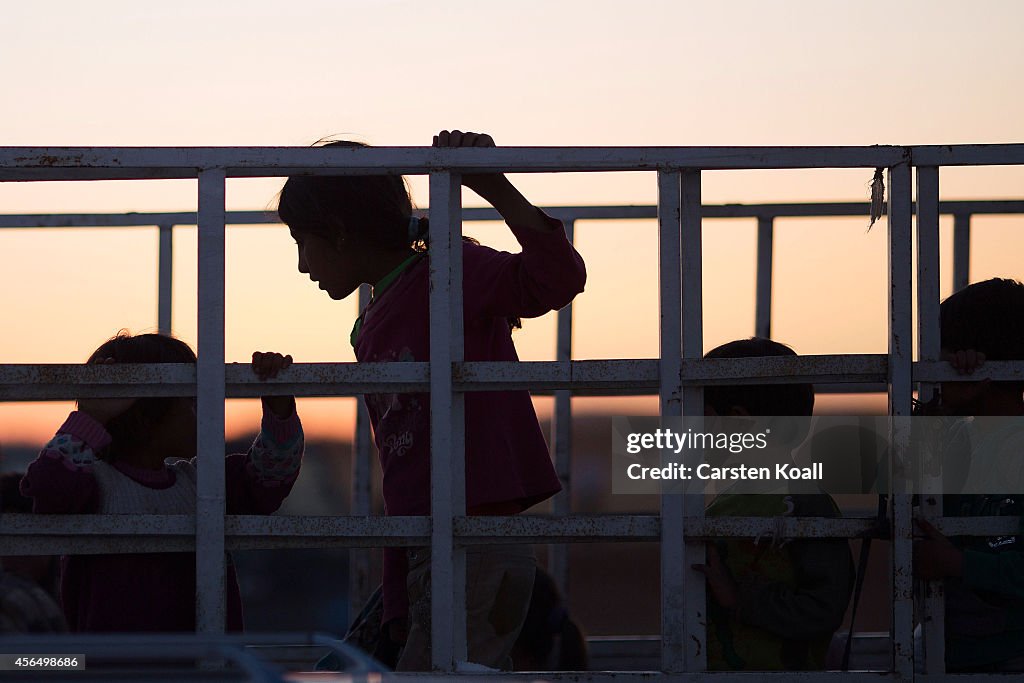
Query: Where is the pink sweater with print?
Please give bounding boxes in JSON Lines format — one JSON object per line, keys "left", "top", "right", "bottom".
{"left": 20, "top": 402, "right": 303, "bottom": 632}
{"left": 354, "top": 213, "right": 586, "bottom": 622}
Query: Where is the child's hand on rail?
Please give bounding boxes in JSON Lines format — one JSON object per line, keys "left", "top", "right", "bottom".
{"left": 942, "top": 349, "right": 986, "bottom": 375}
{"left": 252, "top": 351, "right": 295, "bottom": 419}
{"left": 433, "top": 129, "right": 557, "bottom": 234}
{"left": 433, "top": 129, "right": 505, "bottom": 199}
{"left": 939, "top": 348, "right": 991, "bottom": 414}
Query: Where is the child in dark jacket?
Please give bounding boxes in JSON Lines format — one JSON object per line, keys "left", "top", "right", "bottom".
{"left": 914, "top": 278, "right": 1024, "bottom": 672}
{"left": 692, "top": 338, "right": 854, "bottom": 670}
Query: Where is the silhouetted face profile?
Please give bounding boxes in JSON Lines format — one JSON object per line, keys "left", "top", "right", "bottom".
{"left": 291, "top": 228, "right": 365, "bottom": 300}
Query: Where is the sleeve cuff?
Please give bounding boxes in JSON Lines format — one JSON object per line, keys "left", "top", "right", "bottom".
{"left": 61, "top": 411, "right": 112, "bottom": 451}
{"left": 261, "top": 403, "right": 301, "bottom": 444}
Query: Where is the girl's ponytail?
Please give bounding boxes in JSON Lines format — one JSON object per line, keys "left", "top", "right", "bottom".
{"left": 410, "top": 215, "right": 429, "bottom": 251}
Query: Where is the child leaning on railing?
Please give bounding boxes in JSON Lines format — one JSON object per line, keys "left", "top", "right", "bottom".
{"left": 20, "top": 332, "right": 303, "bottom": 632}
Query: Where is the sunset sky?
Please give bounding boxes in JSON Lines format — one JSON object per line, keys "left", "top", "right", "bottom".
{"left": 2, "top": 0, "right": 1023, "bottom": 446}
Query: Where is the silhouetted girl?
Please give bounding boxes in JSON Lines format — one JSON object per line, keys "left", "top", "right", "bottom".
{"left": 277, "top": 130, "right": 585, "bottom": 670}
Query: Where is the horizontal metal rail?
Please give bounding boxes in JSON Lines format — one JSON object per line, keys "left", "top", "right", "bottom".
{"left": 0, "top": 145, "right": 915, "bottom": 181}
{"left": 2, "top": 514, "right": 1017, "bottom": 556}
{"left": 3, "top": 199, "right": 1024, "bottom": 229}
{"left": 0, "top": 143, "right": 1019, "bottom": 182}
{"left": 3, "top": 358, "right": 1022, "bottom": 400}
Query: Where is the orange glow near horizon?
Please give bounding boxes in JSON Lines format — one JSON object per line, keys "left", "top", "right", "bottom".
{"left": 0, "top": 393, "right": 887, "bottom": 453}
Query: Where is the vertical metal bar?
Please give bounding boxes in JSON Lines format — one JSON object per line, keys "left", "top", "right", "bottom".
{"left": 349, "top": 284, "right": 373, "bottom": 625}
{"left": 887, "top": 162, "right": 914, "bottom": 678}
{"left": 916, "top": 170, "right": 942, "bottom": 402}
{"left": 953, "top": 213, "right": 971, "bottom": 292}
{"left": 158, "top": 223, "right": 174, "bottom": 335}
{"left": 196, "top": 169, "right": 227, "bottom": 634}
{"left": 916, "top": 166, "right": 945, "bottom": 674}
{"left": 549, "top": 219, "right": 575, "bottom": 597}
{"left": 755, "top": 216, "right": 774, "bottom": 339}
{"left": 680, "top": 170, "right": 706, "bottom": 672}
{"left": 657, "top": 172, "right": 684, "bottom": 673}
{"left": 428, "top": 171, "right": 466, "bottom": 670}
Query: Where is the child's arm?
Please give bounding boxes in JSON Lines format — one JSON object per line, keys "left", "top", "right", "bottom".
{"left": 914, "top": 350, "right": 1024, "bottom": 596}
{"left": 19, "top": 411, "right": 110, "bottom": 513}
{"left": 21, "top": 363, "right": 135, "bottom": 513}
{"left": 225, "top": 352, "right": 303, "bottom": 515}
{"left": 433, "top": 130, "right": 587, "bottom": 319}
{"left": 435, "top": 130, "right": 554, "bottom": 233}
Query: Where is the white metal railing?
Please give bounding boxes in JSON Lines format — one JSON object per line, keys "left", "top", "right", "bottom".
{"left": 2, "top": 144, "right": 1024, "bottom": 681}
{"left": 4, "top": 198, "right": 1022, "bottom": 624}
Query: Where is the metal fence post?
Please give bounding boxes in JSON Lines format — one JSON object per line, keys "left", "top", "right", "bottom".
{"left": 953, "top": 213, "right": 971, "bottom": 292}
{"left": 549, "top": 219, "right": 575, "bottom": 597}
{"left": 916, "top": 166, "right": 945, "bottom": 675}
{"left": 158, "top": 223, "right": 174, "bottom": 335}
{"left": 680, "top": 170, "right": 707, "bottom": 672}
{"left": 196, "top": 169, "right": 227, "bottom": 634}
{"left": 428, "top": 171, "right": 466, "bottom": 670}
{"left": 887, "top": 162, "right": 914, "bottom": 678}
{"left": 657, "top": 171, "right": 685, "bottom": 673}
{"left": 755, "top": 215, "right": 774, "bottom": 339}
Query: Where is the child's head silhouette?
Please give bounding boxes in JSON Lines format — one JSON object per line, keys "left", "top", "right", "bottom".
{"left": 277, "top": 141, "right": 421, "bottom": 249}
{"left": 85, "top": 332, "right": 197, "bottom": 464}
{"left": 703, "top": 337, "right": 814, "bottom": 417}
{"left": 276, "top": 141, "right": 424, "bottom": 300}
{"left": 939, "top": 277, "right": 1024, "bottom": 414}
{"left": 940, "top": 278, "right": 1024, "bottom": 361}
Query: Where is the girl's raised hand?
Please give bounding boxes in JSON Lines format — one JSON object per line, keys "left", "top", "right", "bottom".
{"left": 433, "top": 129, "right": 507, "bottom": 199}
{"left": 434, "top": 129, "right": 494, "bottom": 149}
{"left": 433, "top": 129, "right": 554, "bottom": 231}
